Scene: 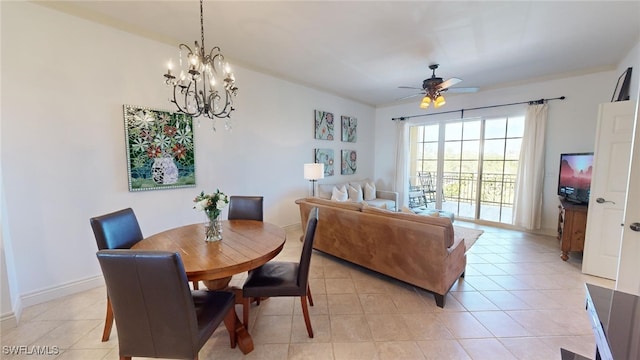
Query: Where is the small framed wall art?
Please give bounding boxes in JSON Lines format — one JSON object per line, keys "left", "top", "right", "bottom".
{"left": 314, "top": 110, "right": 334, "bottom": 140}
{"left": 341, "top": 115, "right": 357, "bottom": 142}
{"left": 123, "top": 104, "right": 196, "bottom": 191}
{"left": 341, "top": 149, "right": 357, "bottom": 175}
{"left": 315, "top": 148, "right": 335, "bottom": 176}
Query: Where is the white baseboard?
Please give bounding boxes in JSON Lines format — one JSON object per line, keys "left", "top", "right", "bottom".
{"left": 20, "top": 275, "right": 104, "bottom": 309}
{"left": 1, "top": 307, "right": 19, "bottom": 331}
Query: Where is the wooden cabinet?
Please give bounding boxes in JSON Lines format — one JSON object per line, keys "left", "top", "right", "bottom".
{"left": 557, "top": 199, "right": 588, "bottom": 261}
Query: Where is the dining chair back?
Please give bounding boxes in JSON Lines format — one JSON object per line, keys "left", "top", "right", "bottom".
{"left": 96, "top": 250, "right": 240, "bottom": 360}
{"left": 90, "top": 208, "right": 143, "bottom": 250}
{"left": 90, "top": 208, "right": 143, "bottom": 342}
{"left": 242, "top": 208, "right": 318, "bottom": 337}
{"left": 228, "top": 196, "right": 264, "bottom": 221}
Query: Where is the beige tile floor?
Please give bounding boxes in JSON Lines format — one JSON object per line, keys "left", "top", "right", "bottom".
{"left": 1, "top": 222, "right": 615, "bottom": 360}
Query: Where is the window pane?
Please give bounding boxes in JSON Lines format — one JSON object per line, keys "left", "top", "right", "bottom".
{"left": 462, "top": 140, "right": 480, "bottom": 160}
{"left": 411, "top": 126, "right": 422, "bottom": 142}
{"left": 460, "top": 160, "right": 478, "bottom": 174}
{"left": 444, "top": 141, "right": 461, "bottom": 160}
{"left": 484, "top": 139, "right": 505, "bottom": 160}
{"left": 414, "top": 143, "right": 424, "bottom": 159}
{"left": 424, "top": 124, "right": 439, "bottom": 142}
{"left": 485, "top": 118, "right": 506, "bottom": 139}
{"left": 507, "top": 116, "right": 525, "bottom": 138}
{"left": 421, "top": 160, "right": 437, "bottom": 173}
{"left": 504, "top": 160, "right": 519, "bottom": 175}
{"left": 423, "top": 142, "right": 438, "bottom": 159}
{"left": 483, "top": 160, "right": 504, "bottom": 176}
{"left": 505, "top": 139, "right": 522, "bottom": 160}
{"left": 445, "top": 122, "right": 462, "bottom": 141}
{"left": 443, "top": 161, "right": 460, "bottom": 173}
{"left": 463, "top": 121, "right": 481, "bottom": 140}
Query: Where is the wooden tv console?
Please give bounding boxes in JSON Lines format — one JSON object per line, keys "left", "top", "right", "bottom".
{"left": 557, "top": 198, "right": 588, "bottom": 261}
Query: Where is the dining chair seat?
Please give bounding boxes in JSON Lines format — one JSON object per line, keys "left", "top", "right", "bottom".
{"left": 242, "top": 208, "right": 318, "bottom": 338}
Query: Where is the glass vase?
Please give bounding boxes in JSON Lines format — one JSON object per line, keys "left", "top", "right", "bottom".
{"left": 205, "top": 217, "right": 223, "bottom": 242}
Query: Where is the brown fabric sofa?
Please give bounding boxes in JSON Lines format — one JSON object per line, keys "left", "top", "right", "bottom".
{"left": 296, "top": 197, "right": 466, "bottom": 307}
{"left": 296, "top": 198, "right": 467, "bottom": 307}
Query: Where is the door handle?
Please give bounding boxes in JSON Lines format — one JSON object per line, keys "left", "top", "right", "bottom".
{"left": 630, "top": 223, "right": 640, "bottom": 232}
{"left": 596, "top": 197, "right": 616, "bottom": 205}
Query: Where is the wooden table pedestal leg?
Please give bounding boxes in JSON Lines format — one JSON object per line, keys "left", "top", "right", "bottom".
{"left": 223, "top": 307, "right": 254, "bottom": 354}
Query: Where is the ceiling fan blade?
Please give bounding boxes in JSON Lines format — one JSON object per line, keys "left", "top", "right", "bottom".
{"left": 438, "top": 77, "right": 462, "bottom": 90}
{"left": 446, "top": 87, "right": 479, "bottom": 93}
{"left": 396, "top": 93, "right": 425, "bottom": 101}
{"left": 398, "top": 86, "right": 422, "bottom": 90}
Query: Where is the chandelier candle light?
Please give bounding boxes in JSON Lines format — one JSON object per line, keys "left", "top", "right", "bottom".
{"left": 163, "top": 0, "right": 238, "bottom": 130}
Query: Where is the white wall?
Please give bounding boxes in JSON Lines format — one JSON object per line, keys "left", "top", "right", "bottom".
{"left": 0, "top": 1, "right": 375, "bottom": 313}
{"left": 375, "top": 70, "right": 617, "bottom": 235}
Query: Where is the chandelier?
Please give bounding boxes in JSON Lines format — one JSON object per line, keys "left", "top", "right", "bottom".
{"left": 419, "top": 90, "right": 446, "bottom": 109}
{"left": 163, "top": 0, "right": 238, "bottom": 129}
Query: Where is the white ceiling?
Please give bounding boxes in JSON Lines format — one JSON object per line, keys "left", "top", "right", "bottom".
{"left": 45, "top": 1, "right": 640, "bottom": 107}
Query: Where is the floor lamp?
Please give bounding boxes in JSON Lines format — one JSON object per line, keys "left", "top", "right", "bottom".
{"left": 303, "top": 163, "right": 324, "bottom": 197}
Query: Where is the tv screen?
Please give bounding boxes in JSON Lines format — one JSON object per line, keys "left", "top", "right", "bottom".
{"left": 558, "top": 152, "right": 594, "bottom": 204}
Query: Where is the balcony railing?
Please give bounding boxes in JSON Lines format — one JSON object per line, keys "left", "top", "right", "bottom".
{"left": 412, "top": 172, "right": 517, "bottom": 207}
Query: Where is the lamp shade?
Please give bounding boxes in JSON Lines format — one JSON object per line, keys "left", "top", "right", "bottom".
{"left": 419, "top": 96, "right": 431, "bottom": 109}
{"left": 434, "top": 95, "right": 446, "bottom": 108}
{"left": 304, "top": 163, "right": 324, "bottom": 180}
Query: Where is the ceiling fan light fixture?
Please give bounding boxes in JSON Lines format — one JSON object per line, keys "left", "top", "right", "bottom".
{"left": 420, "top": 96, "right": 431, "bottom": 109}
{"left": 434, "top": 94, "right": 446, "bottom": 108}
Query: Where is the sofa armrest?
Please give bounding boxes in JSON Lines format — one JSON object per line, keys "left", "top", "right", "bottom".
{"left": 376, "top": 190, "right": 398, "bottom": 206}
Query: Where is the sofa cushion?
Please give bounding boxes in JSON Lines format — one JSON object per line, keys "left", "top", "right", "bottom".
{"left": 364, "top": 198, "right": 396, "bottom": 210}
{"left": 363, "top": 182, "right": 376, "bottom": 201}
{"left": 318, "top": 183, "right": 347, "bottom": 200}
{"left": 304, "top": 197, "right": 363, "bottom": 212}
{"left": 331, "top": 185, "right": 348, "bottom": 201}
{"left": 362, "top": 204, "right": 454, "bottom": 247}
{"left": 347, "top": 185, "right": 364, "bottom": 202}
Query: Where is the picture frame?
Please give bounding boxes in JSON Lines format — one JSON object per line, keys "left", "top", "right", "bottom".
{"left": 341, "top": 149, "right": 357, "bottom": 175}
{"left": 341, "top": 115, "right": 357, "bottom": 142}
{"left": 314, "top": 110, "right": 335, "bottom": 140}
{"left": 315, "top": 148, "right": 335, "bottom": 176}
{"left": 123, "top": 104, "right": 196, "bottom": 191}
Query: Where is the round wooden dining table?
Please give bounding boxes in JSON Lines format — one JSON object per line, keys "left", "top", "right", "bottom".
{"left": 132, "top": 220, "right": 286, "bottom": 284}
{"left": 131, "top": 219, "right": 286, "bottom": 355}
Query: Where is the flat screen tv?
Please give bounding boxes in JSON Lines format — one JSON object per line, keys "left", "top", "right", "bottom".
{"left": 558, "top": 152, "right": 594, "bottom": 204}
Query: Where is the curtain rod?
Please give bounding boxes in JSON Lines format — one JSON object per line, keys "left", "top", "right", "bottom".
{"left": 391, "top": 96, "right": 566, "bottom": 121}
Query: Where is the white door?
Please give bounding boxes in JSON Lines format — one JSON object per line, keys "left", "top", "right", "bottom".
{"left": 582, "top": 101, "right": 636, "bottom": 279}
{"left": 616, "top": 99, "right": 640, "bottom": 295}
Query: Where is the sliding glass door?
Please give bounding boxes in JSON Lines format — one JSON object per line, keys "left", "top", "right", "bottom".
{"left": 409, "top": 115, "right": 524, "bottom": 224}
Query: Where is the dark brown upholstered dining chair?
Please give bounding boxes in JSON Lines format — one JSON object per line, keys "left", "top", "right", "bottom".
{"left": 96, "top": 250, "right": 247, "bottom": 360}
{"left": 242, "top": 208, "right": 318, "bottom": 337}
{"left": 90, "top": 208, "right": 143, "bottom": 342}
{"left": 228, "top": 196, "right": 264, "bottom": 221}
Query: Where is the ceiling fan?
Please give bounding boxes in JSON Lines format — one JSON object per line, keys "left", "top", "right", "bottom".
{"left": 398, "top": 64, "right": 478, "bottom": 109}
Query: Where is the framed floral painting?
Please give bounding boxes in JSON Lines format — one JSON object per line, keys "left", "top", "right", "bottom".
{"left": 314, "top": 110, "right": 334, "bottom": 140}
{"left": 341, "top": 115, "right": 357, "bottom": 142}
{"left": 341, "top": 150, "right": 357, "bottom": 175}
{"left": 315, "top": 148, "right": 335, "bottom": 177}
{"left": 123, "top": 105, "right": 196, "bottom": 191}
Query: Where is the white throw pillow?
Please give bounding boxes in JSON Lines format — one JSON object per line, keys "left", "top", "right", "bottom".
{"left": 364, "top": 182, "right": 376, "bottom": 201}
{"left": 348, "top": 185, "right": 364, "bottom": 202}
{"left": 331, "top": 185, "right": 348, "bottom": 201}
